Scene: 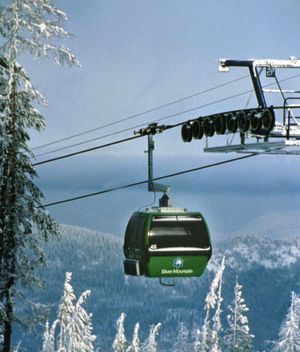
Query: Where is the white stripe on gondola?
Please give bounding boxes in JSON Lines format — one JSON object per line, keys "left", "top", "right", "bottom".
{"left": 149, "top": 246, "right": 211, "bottom": 252}
{"left": 152, "top": 217, "right": 202, "bottom": 221}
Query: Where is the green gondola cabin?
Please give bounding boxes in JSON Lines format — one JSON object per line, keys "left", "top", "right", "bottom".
{"left": 123, "top": 207, "right": 212, "bottom": 278}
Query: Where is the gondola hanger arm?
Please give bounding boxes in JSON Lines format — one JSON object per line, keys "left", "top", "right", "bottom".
{"left": 135, "top": 123, "right": 170, "bottom": 197}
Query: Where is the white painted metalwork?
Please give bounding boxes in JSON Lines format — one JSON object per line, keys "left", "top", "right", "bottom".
{"left": 219, "top": 57, "right": 300, "bottom": 72}
{"left": 205, "top": 58, "right": 300, "bottom": 155}
{"left": 149, "top": 247, "right": 211, "bottom": 253}
{"left": 204, "top": 140, "right": 300, "bottom": 155}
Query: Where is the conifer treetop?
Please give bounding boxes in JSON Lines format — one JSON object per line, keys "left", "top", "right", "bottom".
{"left": 272, "top": 291, "right": 300, "bottom": 352}
{"left": 225, "top": 276, "right": 254, "bottom": 352}
{"left": 0, "top": 0, "right": 80, "bottom": 66}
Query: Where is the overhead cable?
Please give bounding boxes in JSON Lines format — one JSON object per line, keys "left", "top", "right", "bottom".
{"left": 32, "top": 134, "right": 143, "bottom": 166}
{"left": 42, "top": 153, "right": 257, "bottom": 207}
{"left": 32, "top": 75, "right": 249, "bottom": 151}
{"left": 34, "top": 73, "right": 300, "bottom": 159}
{"left": 34, "top": 124, "right": 146, "bottom": 158}
{"left": 34, "top": 88, "right": 254, "bottom": 160}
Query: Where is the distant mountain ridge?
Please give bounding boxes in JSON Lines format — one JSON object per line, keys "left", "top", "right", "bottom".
{"left": 229, "top": 210, "right": 300, "bottom": 240}
{"left": 210, "top": 234, "right": 300, "bottom": 271}
{"left": 17, "top": 224, "right": 300, "bottom": 351}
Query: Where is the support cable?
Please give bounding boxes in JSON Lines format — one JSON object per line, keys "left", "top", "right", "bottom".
{"left": 42, "top": 153, "right": 257, "bottom": 207}
{"left": 32, "top": 134, "right": 143, "bottom": 166}
{"left": 33, "top": 72, "right": 300, "bottom": 159}
{"left": 32, "top": 75, "right": 249, "bottom": 151}
{"left": 32, "top": 123, "right": 182, "bottom": 166}
{"left": 34, "top": 88, "right": 254, "bottom": 158}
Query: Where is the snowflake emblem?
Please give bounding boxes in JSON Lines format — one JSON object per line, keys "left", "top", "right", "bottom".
{"left": 173, "top": 257, "right": 184, "bottom": 269}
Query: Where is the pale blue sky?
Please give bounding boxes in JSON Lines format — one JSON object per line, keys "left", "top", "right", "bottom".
{"left": 21, "top": 0, "right": 300, "bottom": 239}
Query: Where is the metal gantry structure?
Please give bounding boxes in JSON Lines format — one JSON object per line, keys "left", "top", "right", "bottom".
{"left": 181, "top": 57, "right": 300, "bottom": 155}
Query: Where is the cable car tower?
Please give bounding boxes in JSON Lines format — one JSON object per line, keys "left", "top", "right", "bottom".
{"left": 181, "top": 57, "right": 300, "bottom": 155}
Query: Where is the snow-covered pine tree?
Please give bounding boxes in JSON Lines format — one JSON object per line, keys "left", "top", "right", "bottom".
{"left": 112, "top": 313, "right": 128, "bottom": 352}
{"left": 57, "top": 272, "right": 76, "bottom": 351}
{"left": 42, "top": 320, "right": 59, "bottom": 352}
{"left": 272, "top": 291, "right": 300, "bottom": 352}
{"left": 141, "top": 322, "right": 161, "bottom": 352}
{"left": 209, "top": 258, "right": 225, "bottom": 352}
{"left": 126, "top": 322, "right": 140, "bottom": 352}
{"left": 42, "top": 321, "right": 51, "bottom": 352}
{"left": 64, "top": 290, "right": 96, "bottom": 352}
{"left": 0, "top": 0, "right": 79, "bottom": 350}
{"left": 149, "top": 322, "right": 161, "bottom": 352}
{"left": 195, "top": 257, "right": 225, "bottom": 352}
{"left": 42, "top": 272, "right": 96, "bottom": 352}
{"left": 173, "top": 321, "right": 190, "bottom": 352}
{"left": 225, "top": 276, "right": 254, "bottom": 352}
{"left": 132, "top": 323, "right": 140, "bottom": 352}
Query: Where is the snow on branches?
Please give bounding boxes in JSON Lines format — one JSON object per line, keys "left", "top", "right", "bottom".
{"left": 195, "top": 257, "right": 226, "bottom": 352}
{"left": 112, "top": 312, "right": 128, "bottom": 352}
{"left": 272, "top": 291, "right": 300, "bottom": 352}
{"left": 42, "top": 272, "right": 96, "bottom": 352}
{"left": 0, "top": 0, "right": 79, "bottom": 349}
{"left": 225, "top": 276, "right": 254, "bottom": 352}
{"left": 0, "top": 0, "right": 80, "bottom": 66}
{"left": 111, "top": 312, "right": 162, "bottom": 352}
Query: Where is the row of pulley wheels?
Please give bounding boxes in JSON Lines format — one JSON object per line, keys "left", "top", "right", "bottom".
{"left": 181, "top": 108, "right": 275, "bottom": 142}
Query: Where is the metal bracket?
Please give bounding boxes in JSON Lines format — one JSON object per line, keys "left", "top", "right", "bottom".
{"left": 219, "top": 59, "right": 267, "bottom": 108}
{"left": 135, "top": 123, "right": 170, "bottom": 194}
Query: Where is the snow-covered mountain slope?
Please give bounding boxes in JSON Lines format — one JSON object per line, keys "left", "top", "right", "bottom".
{"left": 18, "top": 224, "right": 300, "bottom": 351}
{"left": 210, "top": 234, "right": 300, "bottom": 271}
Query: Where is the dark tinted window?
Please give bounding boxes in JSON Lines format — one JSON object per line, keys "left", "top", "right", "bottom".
{"left": 124, "top": 213, "right": 146, "bottom": 249}
{"left": 149, "top": 215, "right": 210, "bottom": 248}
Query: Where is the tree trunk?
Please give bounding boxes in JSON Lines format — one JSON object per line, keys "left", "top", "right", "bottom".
{"left": 1, "top": 77, "right": 18, "bottom": 352}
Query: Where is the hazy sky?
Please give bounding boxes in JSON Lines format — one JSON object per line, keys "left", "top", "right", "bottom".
{"left": 20, "top": 0, "right": 300, "bottom": 240}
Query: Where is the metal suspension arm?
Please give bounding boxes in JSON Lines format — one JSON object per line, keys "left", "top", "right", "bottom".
{"left": 135, "top": 123, "right": 170, "bottom": 194}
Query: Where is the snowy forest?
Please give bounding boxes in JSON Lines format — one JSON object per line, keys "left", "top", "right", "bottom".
{"left": 0, "top": 0, "right": 299, "bottom": 351}
{"left": 38, "top": 255, "right": 300, "bottom": 352}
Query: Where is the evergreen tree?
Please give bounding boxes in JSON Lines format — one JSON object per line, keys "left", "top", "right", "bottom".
{"left": 132, "top": 323, "right": 140, "bottom": 352}
{"left": 141, "top": 323, "right": 161, "bottom": 352}
{"left": 173, "top": 321, "right": 190, "bottom": 352}
{"left": 112, "top": 313, "right": 128, "bottom": 352}
{"left": 42, "top": 320, "right": 58, "bottom": 352}
{"left": 209, "top": 258, "right": 225, "bottom": 352}
{"left": 225, "top": 277, "right": 254, "bottom": 352}
{"left": 196, "top": 257, "right": 225, "bottom": 352}
{"left": 148, "top": 322, "right": 161, "bottom": 352}
{"left": 64, "top": 290, "right": 96, "bottom": 352}
{"left": 42, "top": 272, "right": 96, "bottom": 352}
{"left": 127, "top": 323, "right": 140, "bottom": 352}
{"left": 0, "top": 0, "right": 78, "bottom": 350}
{"left": 57, "top": 272, "right": 76, "bottom": 351}
{"left": 272, "top": 291, "right": 300, "bottom": 352}
{"left": 42, "top": 321, "right": 51, "bottom": 352}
